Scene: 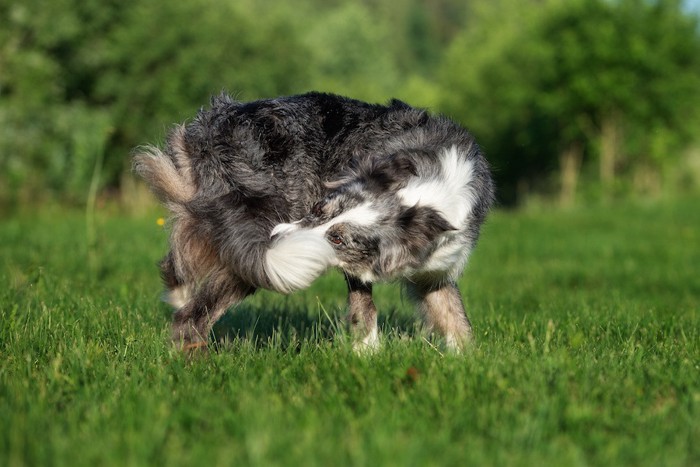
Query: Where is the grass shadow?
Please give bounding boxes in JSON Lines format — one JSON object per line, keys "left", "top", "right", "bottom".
{"left": 211, "top": 301, "right": 422, "bottom": 351}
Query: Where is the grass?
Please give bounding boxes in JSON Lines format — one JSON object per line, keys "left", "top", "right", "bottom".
{"left": 1, "top": 198, "right": 698, "bottom": 466}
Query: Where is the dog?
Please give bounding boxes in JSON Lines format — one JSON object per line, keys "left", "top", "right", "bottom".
{"left": 133, "top": 92, "right": 494, "bottom": 351}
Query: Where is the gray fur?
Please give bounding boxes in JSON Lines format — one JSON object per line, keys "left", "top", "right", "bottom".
{"left": 133, "top": 92, "right": 494, "bottom": 350}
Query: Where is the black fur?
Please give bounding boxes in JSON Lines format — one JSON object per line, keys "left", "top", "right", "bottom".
{"left": 133, "top": 92, "right": 494, "bottom": 350}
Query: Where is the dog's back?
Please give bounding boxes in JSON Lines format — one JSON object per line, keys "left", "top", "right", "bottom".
{"left": 176, "top": 93, "right": 418, "bottom": 213}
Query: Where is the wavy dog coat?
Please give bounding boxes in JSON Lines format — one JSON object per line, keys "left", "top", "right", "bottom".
{"left": 134, "top": 92, "right": 494, "bottom": 350}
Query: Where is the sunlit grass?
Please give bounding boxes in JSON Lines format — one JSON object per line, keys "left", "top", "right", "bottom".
{"left": 1, "top": 198, "right": 698, "bottom": 466}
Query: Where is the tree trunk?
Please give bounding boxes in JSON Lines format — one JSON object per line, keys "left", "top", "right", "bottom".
{"left": 600, "top": 114, "right": 621, "bottom": 200}
{"left": 559, "top": 142, "right": 583, "bottom": 207}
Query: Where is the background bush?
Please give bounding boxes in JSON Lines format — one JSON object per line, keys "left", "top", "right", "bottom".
{"left": 1, "top": 0, "right": 699, "bottom": 209}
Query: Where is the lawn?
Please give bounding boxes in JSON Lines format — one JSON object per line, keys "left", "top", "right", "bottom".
{"left": 1, "top": 198, "right": 698, "bottom": 466}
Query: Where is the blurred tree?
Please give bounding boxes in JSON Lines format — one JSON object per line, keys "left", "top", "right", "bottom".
{"left": 540, "top": 0, "right": 700, "bottom": 201}
{"left": 2, "top": 0, "right": 698, "bottom": 207}
{"left": 299, "top": 2, "right": 399, "bottom": 102}
{"left": 0, "top": 0, "right": 129, "bottom": 204}
{"left": 295, "top": 0, "right": 468, "bottom": 106}
{"left": 440, "top": 0, "right": 555, "bottom": 204}
{"left": 441, "top": 0, "right": 700, "bottom": 205}
{"left": 97, "top": 0, "right": 311, "bottom": 183}
{"left": 0, "top": 0, "right": 312, "bottom": 205}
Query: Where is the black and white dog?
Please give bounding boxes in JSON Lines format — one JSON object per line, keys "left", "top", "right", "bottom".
{"left": 134, "top": 92, "right": 494, "bottom": 351}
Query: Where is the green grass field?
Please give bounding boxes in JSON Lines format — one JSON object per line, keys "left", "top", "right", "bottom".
{"left": 1, "top": 198, "right": 698, "bottom": 466}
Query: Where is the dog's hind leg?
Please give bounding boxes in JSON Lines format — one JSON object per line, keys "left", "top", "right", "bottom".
{"left": 159, "top": 251, "right": 191, "bottom": 309}
{"left": 171, "top": 272, "right": 254, "bottom": 351}
{"left": 406, "top": 280, "right": 473, "bottom": 352}
{"left": 345, "top": 273, "right": 379, "bottom": 351}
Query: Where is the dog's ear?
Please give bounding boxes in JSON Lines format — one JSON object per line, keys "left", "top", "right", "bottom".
{"left": 384, "top": 152, "right": 418, "bottom": 179}
{"left": 362, "top": 153, "right": 417, "bottom": 192}
{"left": 398, "top": 205, "right": 455, "bottom": 249}
{"left": 325, "top": 152, "right": 417, "bottom": 191}
{"left": 377, "top": 205, "right": 455, "bottom": 276}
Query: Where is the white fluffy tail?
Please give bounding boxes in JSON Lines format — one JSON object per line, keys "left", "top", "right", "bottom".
{"left": 265, "top": 229, "right": 336, "bottom": 293}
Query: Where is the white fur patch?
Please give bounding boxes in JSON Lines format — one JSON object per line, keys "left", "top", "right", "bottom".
{"left": 397, "top": 146, "right": 479, "bottom": 279}
{"left": 421, "top": 234, "right": 473, "bottom": 279}
{"left": 265, "top": 229, "right": 337, "bottom": 293}
{"left": 270, "top": 202, "right": 379, "bottom": 240}
{"left": 314, "top": 201, "right": 380, "bottom": 231}
{"left": 397, "top": 146, "right": 477, "bottom": 228}
{"left": 270, "top": 221, "right": 301, "bottom": 238}
{"left": 163, "top": 286, "right": 190, "bottom": 309}
{"left": 358, "top": 269, "right": 379, "bottom": 283}
{"left": 353, "top": 326, "right": 380, "bottom": 353}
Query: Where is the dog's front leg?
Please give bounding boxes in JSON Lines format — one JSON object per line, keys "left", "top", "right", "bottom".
{"left": 407, "top": 281, "right": 474, "bottom": 352}
{"left": 344, "top": 273, "right": 379, "bottom": 352}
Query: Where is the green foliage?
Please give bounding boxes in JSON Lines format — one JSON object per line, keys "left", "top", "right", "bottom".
{"left": 1, "top": 199, "right": 699, "bottom": 465}
{"left": 300, "top": 2, "right": 399, "bottom": 102}
{"left": 98, "top": 0, "right": 310, "bottom": 141}
{"left": 441, "top": 0, "right": 700, "bottom": 203}
{"left": 1, "top": 0, "right": 699, "bottom": 207}
{"left": 440, "top": 1, "right": 556, "bottom": 203}
{"left": 0, "top": 0, "right": 122, "bottom": 203}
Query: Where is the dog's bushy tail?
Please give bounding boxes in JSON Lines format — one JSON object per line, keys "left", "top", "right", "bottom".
{"left": 264, "top": 227, "right": 337, "bottom": 293}
{"left": 132, "top": 126, "right": 195, "bottom": 208}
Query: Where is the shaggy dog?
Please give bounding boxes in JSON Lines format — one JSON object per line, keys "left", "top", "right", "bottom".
{"left": 134, "top": 92, "right": 494, "bottom": 351}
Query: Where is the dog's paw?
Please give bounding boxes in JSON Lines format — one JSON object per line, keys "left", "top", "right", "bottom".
{"left": 352, "top": 327, "right": 381, "bottom": 355}
{"left": 171, "top": 323, "right": 210, "bottom": 354}
{"left": 443, "top": 332, "right": 475, "bottom": 354}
